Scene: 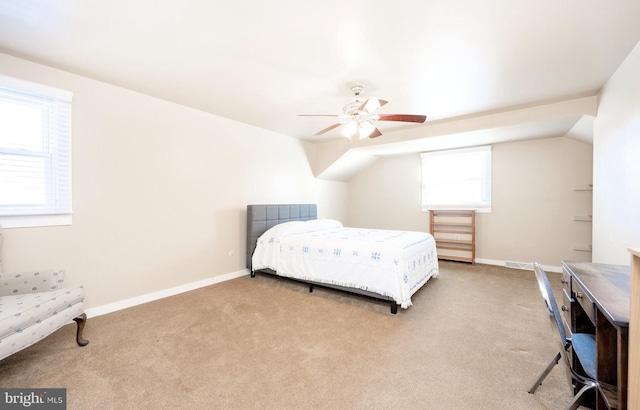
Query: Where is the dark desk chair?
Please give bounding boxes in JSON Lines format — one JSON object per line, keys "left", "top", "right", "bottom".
{"left": 528, "top": 262, "right": 598, "bottom": 410}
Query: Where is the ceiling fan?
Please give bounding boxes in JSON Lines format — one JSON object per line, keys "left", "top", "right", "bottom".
{"left": 297, "top": 85, "right": 427, "bottom": 140}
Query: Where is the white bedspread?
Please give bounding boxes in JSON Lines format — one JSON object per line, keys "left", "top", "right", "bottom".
{"left": 252, "top": 220, "right": 439, "bottom": 308}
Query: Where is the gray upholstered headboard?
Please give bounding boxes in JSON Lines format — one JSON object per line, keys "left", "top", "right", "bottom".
{"left": 246, "top": 204, "right": 317, "bottom": 269}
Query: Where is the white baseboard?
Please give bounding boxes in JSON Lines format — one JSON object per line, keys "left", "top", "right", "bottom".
{"left": 474, "top": 258, "right": 562, "bottom": 273}
{"left": 85, "top": 269, "right": 250, "bottom": 318}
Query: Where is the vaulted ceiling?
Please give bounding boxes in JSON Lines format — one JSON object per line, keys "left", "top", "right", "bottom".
{"left": 1, "top": 1, "right": 639, "bottom": 176}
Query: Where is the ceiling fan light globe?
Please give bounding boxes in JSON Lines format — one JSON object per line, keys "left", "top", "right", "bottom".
{"left": 359, "top": 121, "right": 376, "bottom": 139}
{"left": 341, "top": 121, "right": 358, "bottom": 139}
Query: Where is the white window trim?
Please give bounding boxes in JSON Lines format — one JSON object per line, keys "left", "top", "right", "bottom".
{"left": 0, "top": 74, "right": 72, "bottom": 101}
{"left": 0, "top": 74, "right": 73, "bottom": 228}
{"left": 421, "top": 145, "right": 492, "bottom": 213}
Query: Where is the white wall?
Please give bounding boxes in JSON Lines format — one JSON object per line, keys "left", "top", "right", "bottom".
{"left": 483, "top": 137, "right": 592, "bottom": 266}
{"left": 593, "top": 40, "right": 640, "bottom": 265}
{"left": 316, "top": 180, "right": 348, "bottom": 222}
{"left": 347, "top": 154, "right": 426, "bottom": 232}
{"left": 0, "top": 52, "right": 347, "bottom": 311}
{"left": 347, "top": 137, "right": 593, "bottom": 267}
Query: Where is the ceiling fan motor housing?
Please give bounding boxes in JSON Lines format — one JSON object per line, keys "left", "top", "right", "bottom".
{"left": 342, "top": 85, "right": 365, "bottom": 114}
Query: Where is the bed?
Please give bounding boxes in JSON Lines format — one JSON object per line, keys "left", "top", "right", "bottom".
{"left": 246, "top": 204, "right": 439, "bottom": 314}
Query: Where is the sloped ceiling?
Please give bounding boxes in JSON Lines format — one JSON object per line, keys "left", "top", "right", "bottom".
{"left": 0, "top": 1, "right": 638, "bottom": 179}
{"left": 314, "top": 95, "right": 598, "bottom": 180}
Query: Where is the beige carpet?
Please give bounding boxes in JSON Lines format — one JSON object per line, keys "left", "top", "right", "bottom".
{"left": 0, "top": 261, "right": 577, "bottom": 409}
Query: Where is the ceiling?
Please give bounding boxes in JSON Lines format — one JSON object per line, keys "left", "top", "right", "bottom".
{"left": 1, "top": 1, "right": 640, "bottom": 153}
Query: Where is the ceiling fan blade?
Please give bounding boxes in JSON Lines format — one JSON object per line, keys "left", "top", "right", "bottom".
{"left": 314, "top": 123, "right": 343, "bottom": 135}
{"left": 369, "top": 127, "right": 383, "bottom": 138}
{"left": 358, "top": 98, "right": 388, "bottom": 113}
{"left": 377, "top": 114, "right": 427, "bottom": 123}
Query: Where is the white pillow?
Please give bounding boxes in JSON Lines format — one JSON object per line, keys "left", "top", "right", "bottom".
{"left": 283, "top": 219, "right": 343, "bottom": 235}
{"left": 259, "top": 221, "right": 305, "bottom": 242}
{"left": 259, "top": 219, "right": 343, "bottom": 242}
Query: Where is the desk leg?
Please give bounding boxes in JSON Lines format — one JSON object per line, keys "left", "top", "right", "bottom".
{"left": 618, "top": 326, "right": 628, "bottom": 410}
{"left": 596, "top": 310, "right": 622, "bottom": 410}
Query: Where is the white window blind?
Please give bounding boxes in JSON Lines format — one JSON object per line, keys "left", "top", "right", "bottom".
{"left": 421, "top": 145, "right": 492, "bottom": 212}
{"left": 0, "top": 75, "right": 72, "bottom": 227}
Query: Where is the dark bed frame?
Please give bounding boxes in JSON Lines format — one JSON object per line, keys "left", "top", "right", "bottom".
{"left": 246, "top": 204, "right": 398, "bottom": 314}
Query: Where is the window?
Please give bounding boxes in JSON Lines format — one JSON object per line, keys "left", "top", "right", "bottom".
{"left": 421, "top": 145, "right": 491, "bottom": 212}
{"left": 0, "top": 75, "right": 73, "bottom": 228}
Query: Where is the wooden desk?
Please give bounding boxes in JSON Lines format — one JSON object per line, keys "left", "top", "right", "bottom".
{"left": 562, "top": 261, "right": 630, "bottom": 410}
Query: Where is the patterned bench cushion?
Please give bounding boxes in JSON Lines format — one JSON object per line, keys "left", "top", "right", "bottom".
{"left": 0, "top": 285, "right": 84, "bottom": 340}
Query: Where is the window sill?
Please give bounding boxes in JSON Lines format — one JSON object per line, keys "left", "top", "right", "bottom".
{"left": 422, "top": 206, "right": 491, "bottom": 213}
{"left": 0, "top": 214, "right": 72, "bottom": 229}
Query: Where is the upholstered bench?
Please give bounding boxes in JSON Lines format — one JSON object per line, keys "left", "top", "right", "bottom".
{"left": 0, "top": 226, "right": 88, "bottom": 361}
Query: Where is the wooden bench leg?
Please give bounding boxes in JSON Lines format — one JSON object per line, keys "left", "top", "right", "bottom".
{"left": 73, "top": 313, "right": 89, "bottom": 346}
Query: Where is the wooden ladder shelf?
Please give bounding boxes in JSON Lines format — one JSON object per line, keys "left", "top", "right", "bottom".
{"left": 429, "top": 210, "right": 476, "bottom": 265}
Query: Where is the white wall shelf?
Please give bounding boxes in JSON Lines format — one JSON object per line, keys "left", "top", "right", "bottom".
{"left": 572, "top": 183, "right": 593, "bottom": 259}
